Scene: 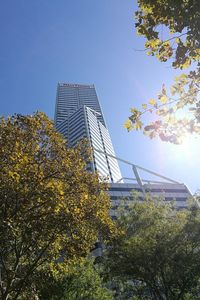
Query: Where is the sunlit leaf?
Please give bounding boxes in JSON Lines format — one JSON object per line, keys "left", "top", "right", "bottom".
{"left": 124, "top": 119, "right": 133, "bottom": 131}
{"left": 149, "top": 99, "right": 156, "bottom": 106}
{"left": 142, "top": 104, "right": 147, "bottom": 110}
{"left": 160, "top": 95, "right": 168, "bottom": 104}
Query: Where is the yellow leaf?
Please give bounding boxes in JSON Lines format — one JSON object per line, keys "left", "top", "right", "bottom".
{"left": 160, "top": 95, "right": 168, "bottom": 104}
{"left": 170, "top": 86, "right": 176, "bottom": 95}
{"left": 180, "top": 73, "right": 187, "bottom": 79}
{"left": 124, "top": 119, "right": 133, "bottom": 131}
{"left": 156, "top": 53, "right": 160, "bottom": 59}
{"left": 149, "top": 99, "right": 156, "bottom": 106}
{"left": 142, "top": 104, "right": 147, "bottom": 110}
{"left": 170, "top": 29, "right": 176, "bottom": 34}
{"left": 134, "top": 121, "right": 142, "bottom": 130}
{"left": 181, "top": 58, "right": 191, "bottom": 69}
{"left": 130, "top": 107, "right": 138, "bottom": 114}
{"left": 163, "top": 41, "right": 170, "bottom": 47}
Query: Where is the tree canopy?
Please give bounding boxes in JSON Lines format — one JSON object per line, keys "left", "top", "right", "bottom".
{"left": 0, "top": 112, "right": 115, "bottom": 300}
{"left": 37, "top": 258, "right": 114, "bottom": 300}
{"left": 105, "top": 197, "right": 200, "bottom": 299}
{"left": 125, "top": 0, "right": 200, "bottom": 143}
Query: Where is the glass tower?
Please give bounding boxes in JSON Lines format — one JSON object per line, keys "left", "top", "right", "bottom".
{"left": 54, "top": 83, "right": 122, "bottom": 183}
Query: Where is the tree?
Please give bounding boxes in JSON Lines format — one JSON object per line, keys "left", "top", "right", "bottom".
{"left": 105, "top": 197, "right": 200, "bottom": 299}
{"left": 36, "top": 258, "right": 114, "bottom": 300}
{"left": 0, "top": 112, "right": 115, "bottom": 300}
{"left": 125, "top": 0, "right": 200, "bottom": 144}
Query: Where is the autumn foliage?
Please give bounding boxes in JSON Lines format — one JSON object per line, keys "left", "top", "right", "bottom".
{"left": 125, "top": 0, "right": 200, "bottom": 143}
{"left": 0, "top": 112, "right": 114, "bottom": 300}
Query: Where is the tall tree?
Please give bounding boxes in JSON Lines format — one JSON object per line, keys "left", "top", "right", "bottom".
{"left": 105, "top": 197, "right": 200, "bottom": 299}
{"left": 125, "top": 0, "right": 200, "bottom": 143}
{"left": 0, "top": 112, "right": 115, "bottom": 300}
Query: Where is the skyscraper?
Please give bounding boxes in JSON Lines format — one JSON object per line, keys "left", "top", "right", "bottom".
{"left": 54, "top": 83, "right": 122, "bottom": 182}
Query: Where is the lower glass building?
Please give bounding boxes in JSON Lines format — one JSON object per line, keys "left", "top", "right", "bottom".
{"left": 108, "top": 182, "right": 190, "bottom": 219}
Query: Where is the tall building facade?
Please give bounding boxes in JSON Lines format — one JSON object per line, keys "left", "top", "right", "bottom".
{"left": 54, "top": 83, "right": 122, "bottom": 182}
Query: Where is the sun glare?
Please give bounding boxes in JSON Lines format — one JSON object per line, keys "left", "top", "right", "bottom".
{"left": 168, "top": 136, "right": 199, "bottom": 164}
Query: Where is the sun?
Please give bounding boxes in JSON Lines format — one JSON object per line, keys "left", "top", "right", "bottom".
{"left": 167, "top": 135, "right": 200, "bottom": 164}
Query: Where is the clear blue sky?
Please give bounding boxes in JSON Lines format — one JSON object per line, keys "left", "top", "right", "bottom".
{"left": 0, "top": 0, "right": 199, "bottom": 193}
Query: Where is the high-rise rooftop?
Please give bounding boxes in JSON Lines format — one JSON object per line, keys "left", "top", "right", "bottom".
{"left": 54, "top": 83, "right": 105, "bottom": 127}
